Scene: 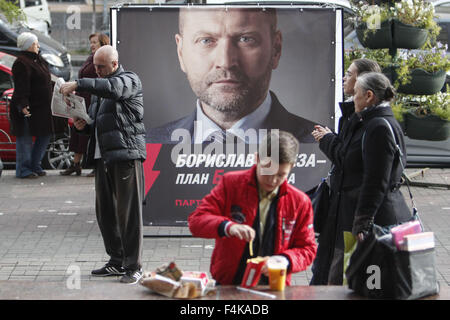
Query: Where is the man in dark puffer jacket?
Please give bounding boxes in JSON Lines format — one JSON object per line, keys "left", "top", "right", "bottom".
{"left": 60, "top": 45, "right": 146, "bottom": 284}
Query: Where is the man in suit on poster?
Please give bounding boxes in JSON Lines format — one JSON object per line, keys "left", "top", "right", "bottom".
{"left": 147, "top": 7, "right": 317, "bottom": 145}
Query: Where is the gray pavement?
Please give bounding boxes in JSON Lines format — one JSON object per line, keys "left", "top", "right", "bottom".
{"left": 0, "top": 168, "right": 449, "bottom": 297}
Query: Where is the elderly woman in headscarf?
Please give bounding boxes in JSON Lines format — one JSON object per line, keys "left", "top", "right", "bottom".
{"left": 10, "top": 32, "right": 53, "bottom": 178}
{"left": 311, "top": 72, "right": 412, "bottom": 285}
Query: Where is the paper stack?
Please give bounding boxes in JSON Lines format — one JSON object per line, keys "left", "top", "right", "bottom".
{"left": 399, "top": 232, "right": 435, "bottom": 252}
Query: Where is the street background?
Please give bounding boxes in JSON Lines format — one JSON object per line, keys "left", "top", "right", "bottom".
{"left": 0, "top": 0, "right": 448, "bottom": 299}
{"left": 0, "top": 168, "right": 449, "bottom": 294}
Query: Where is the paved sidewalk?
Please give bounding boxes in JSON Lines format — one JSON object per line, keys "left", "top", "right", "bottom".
{"left": 0, "top": 168, "right": 449, "bottom": 297}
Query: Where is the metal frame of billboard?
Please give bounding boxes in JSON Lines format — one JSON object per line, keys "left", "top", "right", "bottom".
{"left": 110, "top": 4, "right": 344, "bottom": 231}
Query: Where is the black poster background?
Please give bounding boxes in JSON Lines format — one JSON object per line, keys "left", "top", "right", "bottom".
{"left": 113, "top": 6, "right": 342, "bottom": 226}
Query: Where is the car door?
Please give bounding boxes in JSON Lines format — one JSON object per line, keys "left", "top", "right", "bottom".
{"left": 22, "top": 0, "right": 52, "bottom": 27}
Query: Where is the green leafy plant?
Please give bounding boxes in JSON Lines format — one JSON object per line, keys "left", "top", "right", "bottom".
{"left": 393, "top": 91, "right": 450, "bottom": 121}
{"left": 394, "top": 42, "right": 450, "bottom": 86}
{"left": 391, "top": 99, "right": 408, "bottom": 122}
{"left": 351, "top": 0, "right": 440, "bottom": 44}
{"left": 393, "top": 0, "right": 437, "bottom": 30}
{"left": 0, "top": 0, "right": 26, "bottom": 24}
{"left": 344, "top": 47, "right": 393, "bottom": 72}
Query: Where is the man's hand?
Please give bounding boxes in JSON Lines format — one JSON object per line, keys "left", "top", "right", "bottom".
{"left": 73, "top": 117, "right": 87, "bottom": 131}
{"left": 59, "top": 81, "right": 78, "bottom": 96}
{"left": 228, "top": 224, "right": 255, "bottom": 242}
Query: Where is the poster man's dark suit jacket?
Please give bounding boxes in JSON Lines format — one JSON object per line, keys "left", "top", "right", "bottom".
{"left": 147, "top": 92, "right": 317, "bottom": 144}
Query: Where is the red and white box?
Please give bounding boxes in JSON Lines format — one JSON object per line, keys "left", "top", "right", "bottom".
{"left": 390, "top": 220, "right": 422, "bottom": 250}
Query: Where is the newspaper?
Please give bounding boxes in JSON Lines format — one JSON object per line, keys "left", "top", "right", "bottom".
{"left": 51, "top": 78, "right": 93, "bottom": 124}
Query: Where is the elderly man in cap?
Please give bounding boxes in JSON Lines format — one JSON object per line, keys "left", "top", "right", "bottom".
{"left": 10, "top": 32, "right": 53, "bottom": 178}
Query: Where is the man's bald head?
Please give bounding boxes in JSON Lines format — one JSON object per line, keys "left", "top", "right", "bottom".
{"left": 93, "top": 45, "right": 119, "bottom": 77}
{"left": 94, "top": 45, "right": 119, "bottom": 63}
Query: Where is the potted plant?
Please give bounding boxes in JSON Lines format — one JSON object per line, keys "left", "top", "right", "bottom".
{"left": 392, "top": 92, "right": 450, "bottom": 141}
{"left": 394, "top": 42, "right": 450, "bottom": 94}
{"left": 352, "top": 0, "right": 439, "bottom": 50}
{"left": 391, "top": 0, "right": 438, "bottom": 49}
{"left": 353, "top": 1, "right": 394, "bottom": 49}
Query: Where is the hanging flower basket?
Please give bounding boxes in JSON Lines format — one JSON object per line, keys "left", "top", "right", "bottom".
{"left": 404, "top": 109, "right": 450, "bottom": 141}
{"left": 356, "top": 20, "right": 393, "bottom": 49}
{"left": 397, "top": 69, "right": 446, "bottom": 95}
{"left": 392, "top": 20, "right": 428, "bottom": 49}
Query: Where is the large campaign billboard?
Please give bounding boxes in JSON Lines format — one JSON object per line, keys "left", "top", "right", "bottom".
{"left": 111, "top": 5, "right": 343, "bottom": 226}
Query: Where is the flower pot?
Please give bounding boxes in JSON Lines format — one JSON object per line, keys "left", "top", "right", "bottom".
{"left": 404, "top": 110, "right": 450, "bottom": 141}
{"left": 397, "top": 69, "right": 446, "bottom": 95}
{"left": 356, "top": 20, "right": 392, "bottom": 49}
{"left": 392, "top": 20, "right": 428, "bottom": 49}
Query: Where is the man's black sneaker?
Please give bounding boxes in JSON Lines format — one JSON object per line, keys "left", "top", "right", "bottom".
{"left": 120, "top": 269, "right": 143, "bottom": 284}
{"left": 91, "top": 264, "right": 126, "bottom": 277}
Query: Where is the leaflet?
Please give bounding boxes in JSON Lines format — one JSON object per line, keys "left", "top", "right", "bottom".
{"left": 51, "top": 78, "right": 93, "bottom": 124}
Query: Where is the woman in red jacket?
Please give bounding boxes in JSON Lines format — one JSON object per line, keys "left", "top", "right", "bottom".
{"left": 188, "top": 131, "right": 317, "bottom": 285}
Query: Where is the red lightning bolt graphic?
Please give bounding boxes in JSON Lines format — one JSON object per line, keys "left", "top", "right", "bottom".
{"left": 143, "top": 143, "right": 162, "bottom": 197}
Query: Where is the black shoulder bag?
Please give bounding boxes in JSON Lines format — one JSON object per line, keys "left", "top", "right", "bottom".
{"left": 305, "top": 169, "right": 332, "bottom": 234}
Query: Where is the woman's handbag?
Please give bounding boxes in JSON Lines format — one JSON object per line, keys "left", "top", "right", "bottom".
{"left": 345, "top": 222, "right": 439, "bottom": 299}
{"left": 306, "top": 171, "right": 331, "bottom": 234}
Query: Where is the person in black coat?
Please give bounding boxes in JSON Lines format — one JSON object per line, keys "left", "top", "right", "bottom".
{"left": 309, "top": 59, "right": 381, "bottom": 285}
{"left": 311, "top": 71, "right": 412, "bottom": 285}
{"left": 60, "top": 45, "right": 146, "bottom": 285}
{"left": 10, "top": 32, "right": 53, "bottom": 178}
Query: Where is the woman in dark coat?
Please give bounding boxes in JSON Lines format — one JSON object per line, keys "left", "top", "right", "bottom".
{"left": 60, "top": 32, "right": 109, "bottom": 176}
{"left": 311, "top": 72, "right": 412, "bottom": 285}
{"left": 309, "top": 59, "right": 381, "bottom": 285}
{"left": 10, "top": 32, "right": 53, "bottom": 178}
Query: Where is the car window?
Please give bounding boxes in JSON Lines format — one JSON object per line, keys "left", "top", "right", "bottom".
{"left": 0, "top": 70, "right": 12, "bottom": 93}
{"left": 343, "top": 9, "right": 356, "bottom": 37}
{"left": 0, "top": 54, "right": 16, "bottom": 69}
{"left": 25, "top": 0, "right": 43, "bottom": 7}
{"left": 437, "top": 22, "right": 449, "bottom": 51}
{"left": 435, "top": 3, "right": 450, "bottom": 14}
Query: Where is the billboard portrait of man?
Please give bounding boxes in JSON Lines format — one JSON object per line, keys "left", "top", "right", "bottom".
{"left": 147, "top": 7, "right": 317, "bottom": 145}
{"left": 113, "top": 5, "right": 341, "bottom": 225}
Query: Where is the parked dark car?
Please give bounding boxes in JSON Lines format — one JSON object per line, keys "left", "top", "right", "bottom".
{"left": 0, "top": 51, "right": 73, "bottom": 170}
{"left": 0, "top": 18, "right": 72, "bottom": 81}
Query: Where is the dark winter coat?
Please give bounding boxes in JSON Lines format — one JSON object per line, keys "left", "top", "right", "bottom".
{"left": 311, "top": 102, "right": 412, "bottom": 284}
{"left": 76, "top": 54, "right": 97, "bottom": 109}
{"left": 10, "top": 51, "right": 53, "bottom": 137}
{"left": 321, "top": 103, "right": 412, "bottom": 233}
{"left": 69, "top": 54, "right": 97, "bottom": 155}
{"left": 76, "top": 65, "right": 146, "bottom": 165}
